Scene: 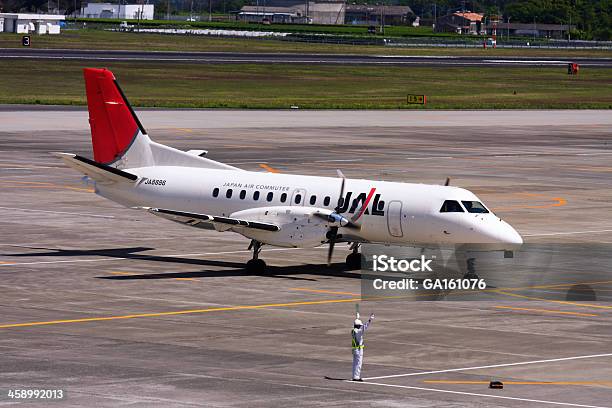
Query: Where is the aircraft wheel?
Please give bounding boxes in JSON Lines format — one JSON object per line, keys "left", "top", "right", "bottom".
{"left": 463, "top": 273, "right": 480, "bottom": 280}
{"left": 246, "top": 258, "right": 267, "bottom": 274}
{"left": 345, "top": 253, "right": 362, "bottom": 270}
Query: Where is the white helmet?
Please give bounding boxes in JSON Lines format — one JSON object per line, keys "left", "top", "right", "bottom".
{"left": 354, "top": 319, "right": 363, "bottom": 327}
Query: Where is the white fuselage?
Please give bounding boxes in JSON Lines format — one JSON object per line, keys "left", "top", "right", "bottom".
{"left": 95, "top": 166, "right": 523, "bottom": 249}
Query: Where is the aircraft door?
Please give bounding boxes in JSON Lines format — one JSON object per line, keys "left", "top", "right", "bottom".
{"left": 291, "top": 188, "right": 307, "bottom": 206}
{"left": 387, "top": 200, "right": 403, "bottom": 237}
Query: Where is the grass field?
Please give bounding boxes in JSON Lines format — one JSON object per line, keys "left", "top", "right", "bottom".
{"left": 75, "top": 18, "right": 443, "bottom": 37}
{"left": 1, "top": 30, "right": 611, "bottom": 58}
{"left": 1, "top": 60, "right": 610, "bottom": 109}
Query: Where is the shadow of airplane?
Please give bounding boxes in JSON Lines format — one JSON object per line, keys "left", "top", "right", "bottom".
{"left": 5, "top": 246, "right": 364, "bottom": 281}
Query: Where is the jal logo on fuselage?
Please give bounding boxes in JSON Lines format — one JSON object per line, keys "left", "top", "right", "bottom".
{"left": 339, "top": 188, "right": 384, "bottom": 219}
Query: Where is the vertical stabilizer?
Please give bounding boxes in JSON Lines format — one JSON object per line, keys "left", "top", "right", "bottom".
{"left": 82, "top": 68, "right": 238, "bottom": 171}
{"left": 83, "top": 68, "right": 147, "bottom": 165}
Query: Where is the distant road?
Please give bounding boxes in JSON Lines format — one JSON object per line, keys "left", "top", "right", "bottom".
{"left": 1, "top": 48, "right": 611, "bottom": 67}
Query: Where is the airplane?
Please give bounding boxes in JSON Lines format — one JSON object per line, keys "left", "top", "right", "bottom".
{"left": 55, "top": 68, "right": 523, "bottom": 273}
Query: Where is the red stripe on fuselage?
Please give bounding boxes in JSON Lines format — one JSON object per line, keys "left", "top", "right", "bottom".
{"left": 352, "top": 187, "right": 376, "bottom": 222}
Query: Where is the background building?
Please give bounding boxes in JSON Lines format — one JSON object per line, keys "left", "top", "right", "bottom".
{"left": 237, "top": 1, "right": 345, "bottom": 25}
{"left": 435, "top": 11, "right": 483, "bottom": 34}
{"left": 345, "top": 5, "right": 413, "bottom": 26}
{"left": 80, "top": 3, "right": 154, "bottom": 20}
{"left": 0, "top": 13, "right": 64, "bottom": 34}
{"left": 485, "top": 22, "right": 574, "bottom": 39}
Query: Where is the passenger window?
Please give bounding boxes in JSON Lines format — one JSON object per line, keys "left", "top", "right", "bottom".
{"left": 309, "top": 195, "right": 316, "bottom": 205}
{"left": 212, "top": 187, "right": 219, "bottom": 198}
{"left": 440, "top": 200, "right": 464, "bottom": 212}
{"left": 462, "top": 201, "right": 489, "bottom": 213}
{"left": 295, "top": 194, "right": 302, "bottom": 204}
{"left": 377, "top": 200, "right": 385, "bottom": 211}
{"left": 280, "top": 193, "right": 287, "bottom": 203}
{"left": 226, "top": 189, "right": 233, "bottom": 199}
{"left": 323, "top": 196, "right": 331, "bottom": 206}
{"left": 239, "top": 190, "right": 246, "bottom": 200}
{"left": 267, "top": 192, "right": 273, "bottom": 202}
{"left": 253, "top": 191, "right": 260, "bottom": 201}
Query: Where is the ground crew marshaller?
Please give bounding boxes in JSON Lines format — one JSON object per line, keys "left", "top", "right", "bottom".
{"left": 351, "top": 312, "right": 374, "bottom": 381}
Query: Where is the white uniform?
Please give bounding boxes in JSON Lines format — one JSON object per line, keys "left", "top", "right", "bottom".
{"left": 351, "top": 318, "right": 371, "bottom": 380}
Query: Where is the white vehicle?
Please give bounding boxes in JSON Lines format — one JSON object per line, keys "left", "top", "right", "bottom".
{"left": 119, "top": 21, "right": 133, "bottom": 31}
{"left": 55, "top": 68, "right": 522, "bottom": 272}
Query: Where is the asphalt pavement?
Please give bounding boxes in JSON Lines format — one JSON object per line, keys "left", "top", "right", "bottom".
{"left": 1, "top": 47, "right": 611, "bottom": 67}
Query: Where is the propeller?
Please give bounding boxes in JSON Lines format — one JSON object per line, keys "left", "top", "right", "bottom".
{"left": 327, "top": 170, "right": 348, "bottom": 266}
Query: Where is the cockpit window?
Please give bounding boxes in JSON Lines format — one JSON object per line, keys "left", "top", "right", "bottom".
{"left": 462, "top": 201, "right": 489, "bottom": 213}
{"left": 440, "top": 200, "right": 464, "bottom": 213}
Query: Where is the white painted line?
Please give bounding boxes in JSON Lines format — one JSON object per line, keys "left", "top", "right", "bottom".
{"left": 405, "top": 156, "right": 454, "bottom": 160}
{"left": 484, "top": 59, "right": 569, "bottom": 64}
{"left": 0, "top": 206, "right": 113, "bottom": 219}
{"left": 354, "top": 381, "right": 610, "bottom": 408}
{"left": 313, "top": 159, "right": 363, "bottom": 163}
{"left": 0, "top": 247, "right": 324, "bottom": 267}
{"left": 523, "top": 229, "right": 612, "bottom": 237}
{"left": 576, "top": 152, "right": 612, "bottom": 156}
{"left": 363, "top": 353, "right": 612, "bottom": 380}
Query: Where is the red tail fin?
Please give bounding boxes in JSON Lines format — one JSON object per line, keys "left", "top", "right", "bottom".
{"left": 83, "top": 68, "right": 145, "bottom": 164}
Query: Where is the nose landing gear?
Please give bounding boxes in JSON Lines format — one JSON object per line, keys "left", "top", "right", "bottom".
{"left": 246, "top": 240, "right": 267, "bottom": 273}
{"left": 463, "top": 257, "right": 479, "bottom": 280}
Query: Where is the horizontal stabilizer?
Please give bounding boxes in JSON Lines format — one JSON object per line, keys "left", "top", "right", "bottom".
{"left": 145, "top": 208, "right": 280, "bottom": 232}
{"left": 53, "top": 153, "right": 138, "bottom": 183}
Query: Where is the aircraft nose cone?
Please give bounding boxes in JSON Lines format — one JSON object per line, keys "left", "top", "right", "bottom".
{"left": 499, "top": 221, "right": 523, "bottom": 247}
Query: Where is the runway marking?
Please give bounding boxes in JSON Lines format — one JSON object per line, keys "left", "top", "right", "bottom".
{"left": 290, "top": 288, "right": 361, "bottom": 296}
{"left": 258, "top": 163, "right": 281, "bottom": 173}
{"left": 493, "top": 306, "right": 598, "bottom": 317}
{"left": 423, "top": 380, "right": 612, "bottom": 386}
{"left": 0, "top": 247, "right": 324, "bottom": 267}
{"left": 0, "top": 163, "right": 58, "bottom": 169}
{"left": 0, "top": 206, "right": 114, "bottom": 219}
{"left": 0, "top": 180, "right": 93, "bottom": 192}
{"left": 492, "top": 193, "right": 567, "bottom": 211}
{"left": 363, "top": 353, "right": 612, "bottom": 381}
{"left": 494, "top": 290, "right": 612, "bottom": 310}
{"left": 0, "top": 297, "right": 362, "bottom": 329}
{"left": 109, "top": 271, "right": 197, "bottom": 282}
{"left": 313, "top": 159, "right": 364, "bottom": 163}
{"left": 575, "top": 166, "right": 612, "bottom": 173}
{"left": 354, "top": 381, "right": 611, "bottom": 408}
{"left": 405, "top": 156, "right": 454, "bottom": 160}
{"left": 523, "top": 229, "right": 612, "bottom": 237}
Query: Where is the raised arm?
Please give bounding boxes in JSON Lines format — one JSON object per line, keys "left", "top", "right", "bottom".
{"left": 363, "top": 313, "right": 374, "bottom": 332}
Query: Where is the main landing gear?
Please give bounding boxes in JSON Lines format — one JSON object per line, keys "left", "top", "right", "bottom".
{"left": 463, "top": 257, "right": 479, "bottom": 280}
{"left": 246, "top": 240, "right": 267, "bottom": 273}
{"left": 345, "top": 242, "right": 362, "bottom": 270}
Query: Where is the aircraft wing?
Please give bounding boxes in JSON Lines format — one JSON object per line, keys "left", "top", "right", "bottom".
{"left": 144, "top": 207, "right": 280, "bottom": 232}
{"left": 53, "top": 153, "right": 138, "bottom": 184}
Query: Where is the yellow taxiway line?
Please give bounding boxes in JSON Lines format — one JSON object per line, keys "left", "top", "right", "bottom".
{"left": 493, "top": 306, "right": 598, "bottom": 317}
{"left": 0, "top": 297, "right": 361, "bottom": 329}
{"left": 290, "top": 288, "right": 361, "bottom": 296}
{"left": 493, "top": 290, "right": 612, "bottom": 310}
{"left": 258, "top": 163, "right": 281, "bottom": 173}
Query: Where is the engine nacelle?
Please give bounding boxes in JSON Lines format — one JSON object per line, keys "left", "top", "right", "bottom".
{"left": 230, "top": 206, "right": 331, "bottom": 248}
